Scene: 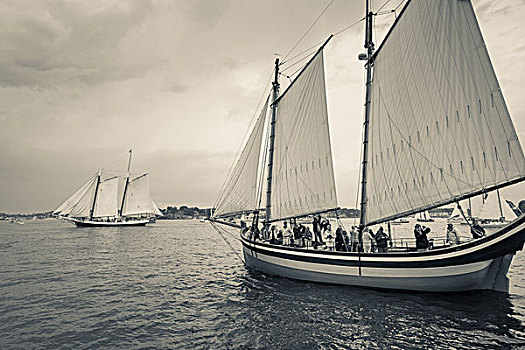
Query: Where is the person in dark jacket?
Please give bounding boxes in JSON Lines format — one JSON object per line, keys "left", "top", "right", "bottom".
{"left": 312, "top": 215, "right": 324, "bottom": 247}
{"left": 471, "top": 219, "right": 486, "bottom": 239}
{"left": 414, "top": 224, "right": 430, "bottom": 250}
{"left": 335, "top": 227, "right": 347, "bottom": 251}
{"left": 374, "top": 226, "right": 389, "bottom": 253}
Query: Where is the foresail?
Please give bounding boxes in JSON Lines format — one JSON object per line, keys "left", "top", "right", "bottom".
{"left": 93, "top": 177, "right": 119, "bottom": 218}
{"left": 122, "top": 174, "right": 155, "bottom": 216}
{"left": 152, "top": 201, "right": 163, "bottom": 216}
{"left": 68, "top": 179, "right": 98, "bottom": 218}
{"left": 365, "top": 0, "right": 525, "bottom": 225}
{"left": 54, "top": 176, "right": 97, "bottom": 215}
{"left": 270, "top": 50, "right": 337, "bottom": 221}
{"left": 213, "top": 97, "right": 269, "bottom": 217}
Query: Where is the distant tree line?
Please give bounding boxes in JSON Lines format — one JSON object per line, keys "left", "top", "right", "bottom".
{"left": 159, "top": 206, "right": 211, "bottom": 220}
{"left": 2, "top": 199, "right": 524, "bottom": 220}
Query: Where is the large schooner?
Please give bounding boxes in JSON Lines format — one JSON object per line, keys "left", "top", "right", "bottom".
{"left": 54, "top": 150, "right": 162, "bottom": 227}
{"left": 210, "top": 0, "right": 525, "bottom": 292}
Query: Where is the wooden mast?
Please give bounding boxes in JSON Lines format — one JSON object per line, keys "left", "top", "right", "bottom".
{"left": 265, "top": 59, "right": 280, "bottom": 222}
{"left": 89, "top": 170, "right": 102, "bottom": 220}
{"left": 119, "top": 149, "right": 133, "bottom": 217}
{"left": 359, "top": 1, "right": 374, "bottom": 228}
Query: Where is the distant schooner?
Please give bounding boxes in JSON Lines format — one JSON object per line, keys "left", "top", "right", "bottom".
{"left": 54, "top": 150, "right": 162, "bottom": 227}
{"left": 210, "top": 0, "right": 525, "bottom": 293}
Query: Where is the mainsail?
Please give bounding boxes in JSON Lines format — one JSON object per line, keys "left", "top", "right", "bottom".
{"left": 364, "top": 0, "right": 525, "bottom": 225}
{"left": 122, "top": 174, "right": 157, "bottom": 216}
{"left": 93, "top": 176, "right": 119, "bottom": 218}
{"left": 270, "top": 49, "right": 337, "bottom": 221}
{"left": 213, "top": 97, "right": 269, "bottom": 217}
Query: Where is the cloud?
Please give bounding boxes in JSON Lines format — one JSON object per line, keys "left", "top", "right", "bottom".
{"left": 0, "top": 146, "right": 232, "bottom": 213}
{"left": 0, "top": 0, "right": 155, "bottom": 88}
{"left": 1, "top": 0, "right": 525, "bottom": 213}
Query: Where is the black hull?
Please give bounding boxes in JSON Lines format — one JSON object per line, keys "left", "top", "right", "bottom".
{"left": 70, "top": 219, "right": 148, "bottom": 227}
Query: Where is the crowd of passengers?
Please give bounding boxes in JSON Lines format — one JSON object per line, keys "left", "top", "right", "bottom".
{"left": 241, "top": 215, "right": 487, "bottom": 253}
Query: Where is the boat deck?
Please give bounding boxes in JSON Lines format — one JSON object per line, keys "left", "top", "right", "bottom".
{"left": 242, "top": 233, "right": 477, "bottom": 254}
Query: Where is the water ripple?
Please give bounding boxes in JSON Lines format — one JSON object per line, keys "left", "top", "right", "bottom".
{"left": 0, "top": 220, "right": 524, "bottom": 349}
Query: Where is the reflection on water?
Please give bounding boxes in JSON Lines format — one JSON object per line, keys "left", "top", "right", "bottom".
{"left": 0, "top": 220, "right": 524, "bottom": 349}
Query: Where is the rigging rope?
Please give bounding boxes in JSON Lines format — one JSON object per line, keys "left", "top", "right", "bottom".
{"left": 210, "top": 221, "right": 245, "bottom": 265}
{"left": 280, "top": 16, "right": 365, "bottom": 75}
{"left": 282, "top": 0, "right": 335, "bottom": 62}
{"left": 213, "top": 69, "right": 275, "bottom": 211}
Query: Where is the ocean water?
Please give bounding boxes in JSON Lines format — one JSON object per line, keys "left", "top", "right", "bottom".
{"left": 1, "top": 219, "right": 524, "bottom": 349}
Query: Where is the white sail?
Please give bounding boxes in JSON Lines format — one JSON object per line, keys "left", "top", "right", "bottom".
{"left": 502, "top": 198, "right": 518, "bottom": 220}
{"left": 213, "top": 97, "right": 269, "bottom": 217}
{"left": 54, "top": 176, "right": 97, "bottom": 216}
{"left": 152, "top": 201, "right": 163, "bottom": 216}
{"left": 270, "top": 50, "right": 337, "bottom": 221}
{"left": 416, "top": 210, "right": 431, "bottom": 221}
{"left": 68, "top": 178, "right": 98, "bottom": 218}
{"left": 365, "top": 0, "right": 525, "bottom": 225}
{"left": 478, "top": 192, "right": 517, "bottom": 221}
{"left": 122, "top": 174, "right": 155, "bottom": 216}
{"left": 93, "top": 177, "right": 119, "bottom": 218}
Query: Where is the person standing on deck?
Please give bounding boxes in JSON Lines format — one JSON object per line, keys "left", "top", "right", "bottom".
{"left": 304, "top": 226, "right": 313, "bottom": 248}
{"left": 324, "top": 223, "right": 335, "bottom": 250}
{"left": 335, "top": 227, "right": 347, "bottom": 251}
{"left": 312, "top": 215, "right": 324, "bottom": 247}
{"left": 446, "top": 223, "right": 461, "bottom": 246}
{"left": 270, "top": 225, "right": 278, "bottom": 244}
{"left": 471, "top": 219, "right": 486, "bottom": 239}
{"left": 350, "top": 226, "right": 359, "bottom": 252}
{"left": 363, "top": 228, "right": 374, "bottom": 253}
{"left": 374, "top": 226, "right": 389, "bottom": 253}
{"left": 282, "top": 221, "right": 292, "bottom": 246}
{"left": 414, "top": 224, "right": 430, "bottom": 250}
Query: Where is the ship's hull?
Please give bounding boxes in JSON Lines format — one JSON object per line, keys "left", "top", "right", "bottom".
{"left": 238, "top": 215, "right": 525, "bottom": 293}
{"left": 68, "top": 218, "right": 149, "bottom": 227}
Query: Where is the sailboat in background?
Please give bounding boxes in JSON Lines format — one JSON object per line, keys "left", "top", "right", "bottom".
{"left": 449, "top": 190, "right": 518, "bottom": 228}
{"left": 210, "top": 0, "right": 525, "bottom": 292}
{"left": 54, "top": 150, "right": 162, "bottom": 227}
{"left": 415, "top": 210, "right": 434, "bottom": 222}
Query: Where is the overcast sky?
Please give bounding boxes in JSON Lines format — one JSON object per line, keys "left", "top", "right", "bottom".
{"left": 1, "top": 0, "right": 524, "bottom": 213}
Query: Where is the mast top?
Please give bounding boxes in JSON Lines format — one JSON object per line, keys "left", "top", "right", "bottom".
{"left": 126, "top": 149, "right": 133, "bottom": 174}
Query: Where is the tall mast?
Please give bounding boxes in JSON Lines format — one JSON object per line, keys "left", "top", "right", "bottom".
{"left": 89, "top": 170, "right": 102, "bottom": 220}
{"left": 119, "top": 149, "right": 133, "bottom": 217}
{"left": 359, "top": 2, "right": 374, "bottom": 227}
{"left": 265, "top": 58, "right": 280, "bottom": 222}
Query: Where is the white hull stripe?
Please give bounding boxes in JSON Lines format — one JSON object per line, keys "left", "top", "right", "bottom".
{"left": 244, "top": 245, "right": 492, "bottom": 278}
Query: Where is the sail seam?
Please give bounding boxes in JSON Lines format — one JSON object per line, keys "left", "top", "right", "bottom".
{"left": 457, "top": 0, "right": 523, "bottom": 179}
{"left": 437, "top": 0, "right": 496, "bottom": 187}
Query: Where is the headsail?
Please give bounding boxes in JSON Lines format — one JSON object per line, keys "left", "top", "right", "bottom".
{"left": 270, "top": 49, "right": 337, "bottom": 221}
{"left": 152, "top": 201, "right": 163, "bottom": 216}
{"left": 364, "top": 0, "right": 525, "bottom": 225}
{"left": 67, "top": 178, "right": 98, "bottom": 218}
{"left": 53, "top": 176, "right": 97, "bottom": 216}
{"left": 213, "top": 97, "right": 269, "bottom": 217}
